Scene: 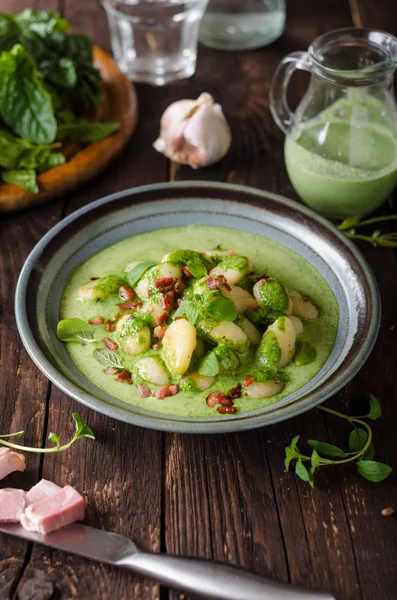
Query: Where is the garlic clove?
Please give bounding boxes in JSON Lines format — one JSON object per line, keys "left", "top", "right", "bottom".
{"left": 153, "top": 93, "right": 231, "bottom": 168}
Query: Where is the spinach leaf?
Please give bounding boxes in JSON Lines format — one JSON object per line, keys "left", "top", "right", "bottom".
{"left": 0, "top": 129, "right": 64, "bottom": 172}
{"left": 1, "top": 169, "right": 38, "bottom": 193}
{"left": 0, "top": 45, "right": 57, "bottom": 143}
{"left": 57, "top": 121, "right": 119, "bottom": 143}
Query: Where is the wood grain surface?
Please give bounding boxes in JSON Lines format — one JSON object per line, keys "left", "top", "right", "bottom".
{"left": 1, "top": 1, "right": 396, "bottom": 599}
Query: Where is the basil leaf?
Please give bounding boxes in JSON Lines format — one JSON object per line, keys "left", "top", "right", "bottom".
{"left": 349, "top": 428, "right": 368, "bottom": 452}
{"left": 0, "top": 44, "right": 57, "bottom": 143}
{"left": 366, "top": 394, "right": 382, "bottom": 420}
{"left": 126, "top": 261, "right": 156, "bottom": 287}
{"left": 0, "top": 14, "right": 20, "bottom": 51}
{"left": 185, "top": 302, "right": 199, "bottom": 325}
{"left": 294, "top": 341, "right": 316, "bottom": 367}
{"left": 356, "top": 460, "right": 392, "bottom": 483}
{"left": 48, "top": 432, "right": 60, "bottom": 448}
{"left": 311, "top": 449, "right": 322, "bottom": 471}
{"left": 207, "top": 298, "right": 237, "bottom": 322}
{"left": 362, "top": 443, "right": 375, "bottom": 461}
{"left": 187, "top": 259, "right": 207, "bottom": 278}
{"left": 308, "top": 440, "right": 348, "bottom": 458}
{"left": 295, "top": 459, "right": 313, "bottom": 487}
{"left": 56, "top": 318, "right": 97, "bottom": 344}
{"left": 284, "top": 435, "right": 300, "bottom": 470}
{"left": 1, "top": 169, "right": 38, "bottom": 193}
{"left": 72, "top": 412, "right": 95, "bottom": 440}
{"left": 198, "top": 352, "right": 219, "bottom": 377}
{"left": 15, "top": 10, "right": 69, "bottom": 35}
{"left": 56, "top": 121, "right": 119, "bottom": 143}
{"left": 94, "top": 348, "right": 123, "bottom": 369}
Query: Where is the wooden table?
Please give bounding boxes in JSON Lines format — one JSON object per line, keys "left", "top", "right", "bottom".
{"left": 1, "top": 1, "right": 396, "bottom": 599}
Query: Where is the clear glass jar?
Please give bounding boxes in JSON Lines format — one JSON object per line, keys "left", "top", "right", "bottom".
{"left": 270, "top": 28, "right": 397, "bottom": 218}
{"left": 199, "top": 0, "right": 285, "bottom": 51}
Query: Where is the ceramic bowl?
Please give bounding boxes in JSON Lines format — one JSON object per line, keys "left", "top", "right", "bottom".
{"left": 15, "top": 182, "right": 380, "bottom": 433}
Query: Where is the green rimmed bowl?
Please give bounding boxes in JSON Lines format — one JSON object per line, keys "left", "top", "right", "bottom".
{"left": 15, "top": 182, "right": 380, "bottom": 433}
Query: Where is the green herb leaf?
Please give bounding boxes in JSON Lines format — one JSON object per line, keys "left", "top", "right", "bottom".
{"left": 366, "top": 394, "right": 382, "bottom": 420}
{"left": 311, "top": 449, "right": 322, "bottom": 470}
{"left": 56, "top": 121, "right": 119, "bottom": 143}
{"left": 356, "top": 460, "right": 392, "bottom": 483}
{"left": 93, "top": 348, "right": 123, "bottom": 369}
{"left": 186, "top": 259, "right": 207, "bottom": 278}
{"left": 198, "top": 351, "right": 219, "bottom": 377}
{"left": 56, "top": 318, "right": 97, "bottom": 344}
{"left": 284, "top": 435, "right": 300, "bottom": 470}
{"left": 338, "top": 216, "right": 361, "bottom": 231}
{"left": 207, "top": 298, "right": 237, "bottom": 322}
{"left": 48, "top": 432, "right": 60, "bottom": 449}
{"left": 308, "top": 440, "right": 348, "bottom": 458}
{"left": 295, "top": 459, "right": 313, "bottom": 487}
{"left": 0, "top": 44, "right": 57, "bottom": 143}
{"left": 126, "top": 261, "right": 157, "bottom": 287}
{"left": 1, "top": 168, "right": 38, "bottom": 193}
{"left": 349, "top": 428, "right": 368, "bottom": 452}
{"left": 294, "top": 341, "right": 316, "bottom": 367}
{"left": 174, "top": 300, "right": 199, "bottom": 325}
{"left": 363, "top": 443, "right": 375, "bottom": 461}
{"left": 72, "top": 412, "right": 95, "bottom": 440}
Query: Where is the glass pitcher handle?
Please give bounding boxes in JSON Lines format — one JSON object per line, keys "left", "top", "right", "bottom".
{"left": 270, "top": 51, "right": 311, "bottom": 134}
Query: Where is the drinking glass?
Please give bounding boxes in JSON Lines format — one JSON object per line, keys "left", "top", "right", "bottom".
{"left": 199, "top": 0, "right": 285, "bottom": 51}
{"left": 101, "top": 0, "right": 208, "bottom": 85}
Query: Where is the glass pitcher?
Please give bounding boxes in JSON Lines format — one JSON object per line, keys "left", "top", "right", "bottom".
{"left": 270, "top": 28, "right": 397, "bottom": 218}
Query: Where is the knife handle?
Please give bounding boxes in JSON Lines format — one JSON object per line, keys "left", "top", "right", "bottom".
{"left": 119, "top": 552, "right": 336, "bottom": 600}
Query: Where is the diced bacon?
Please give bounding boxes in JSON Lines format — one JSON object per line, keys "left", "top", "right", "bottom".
{"left": 168, "top": 385, "right": 179, "bottom": 396}
{"left": 151, "top": 343, "right": 160, "bottom": 350}
{"left": 26, "top": 479, "right": 61, "bottom": 505}
{"left": 0, "top": 488, "right": 26, "bottom": 522}
{"left": 115, "top": 370, "right": 132, "bottom": 384}
{"left": 160, "top": 291, "right": 175, "bottom": 311}
{"left": 116, "top": 301, "right": 142, "bottom": 311}
{"left": 0, "top": 450, "right": 26, "bottom": 481}
{"left": 217, "top": 405, "right": 238, "bottom": 415}
{"left": 136, "top": 384, "right": 151, "bottom": 398}
{"left": 247, "top": 304, "right": 259, "bottom": 313}
{"left": 154, "top": 386, "right": 169, "bottom": 400}
{"left": 22, "top": 485, "right": 85, "bottom": 534}
{"left": 174, "top": 279, "right": 185, "bottom": 295}
{"left": 154, "top": 277, "right": 174, "bottom": 290}
{"left": 154, "top": 326, "right": 168, "bottom": 340}
{"left": 183, "top": 266, "right": 193, "bottom": 279}
{"left": 104, "top": 367, "right": 119, "bottom": 375}
{"left": 119, "top": 285, "right": 135, "bottom": 301}
{"left": 205, "top": 275, "right": 230, "bottom": 291}
{"left": 155, "top": 312, "right": 169, "bottom": 326}
{"left": 104, "top": 337, "right": 118, "bottom": 351}
{"left": 227, "top": 384, "right": 242, "bottom": 400}
{"left": 206, "top": 391, "right": 227, "bottom": 408}
{"left": 242, "top": 376, "right": 256, "bottom": 387}
{"left": 105, "top": 320, "right": 116, "bottom": 332}
{"left": 88, "top": 316, "right": 104, "bottom": 325}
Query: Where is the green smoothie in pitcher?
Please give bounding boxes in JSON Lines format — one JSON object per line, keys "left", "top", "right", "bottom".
{"left": 285, "top": 95, "right": 397, "bottom": 218}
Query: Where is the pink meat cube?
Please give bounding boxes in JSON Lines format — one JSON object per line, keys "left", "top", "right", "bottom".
{"left": 0, "top": 450, "right": 26, "bottom": 481}
{"left": 0, "top": 488, "right": 26, "bottom": 522}
{"left": 22, "top": 485, "right": 85, "bottom": 534}
{"left": 26, "top": 479, "right": 62, "bottom": 505}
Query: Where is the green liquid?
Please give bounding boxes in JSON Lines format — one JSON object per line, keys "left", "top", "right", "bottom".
{"left": 60, "top": 226, "right": 339, "bottom": 418}
{"left": 285, "top": 97, "right": 397, "bottom": 218}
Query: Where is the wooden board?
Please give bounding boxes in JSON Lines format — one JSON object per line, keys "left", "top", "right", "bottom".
{"left": 0, "top": 46, "right": 138, "bottom": 213}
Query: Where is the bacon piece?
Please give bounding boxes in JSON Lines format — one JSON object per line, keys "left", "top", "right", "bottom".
{"left": 115, "top": 370, "right": 132, "bottom": 384}
{"left": 154, "top": 326, "right": 168, "bottom": 340}
{"left": 219, "top": 396, "right": 234, "bottom": 407}
{"left": 0, "top": 449, "right": 26, "bottom": 481}
{"left": 104, "top": 337, "right": 118, "bottom": 351}
{"left": 160, "top": 291, "right": 175, "bottom": 311}
{"left": 136, "top": 384, "right": 151, "bottom": 398}
{"left": 88, "top": 316, "right": 104, "bottom": 325}
{"left": 242, "top": 376, "right": 256, "bottom": 387}
{"left": 205, "top": 274, "right": 230, "bottom": 291}
{"left": 119, "top": 284, "right": 135, "bottom": 301}
{"left": 116, "top": 301, "right": 142, "bottom": 311}
{"left": 26, "top": 479, "right": 61, "bottom": 505}
{"left": 247, "top": 304, "right": 259, "bottom": 313}
{"left": 227, "top": 384, "right": 242, "bottom": 400}
{"left": 153, "top": 385, "right": 178, "bottom": 400}
{"left": 217, "top": 405, "right": 238, "bottom": 415}
{"left": 151, "top": 343, "right": 160, "bottom": 350}
{"left": 183, "top": 266, "right": 193, "bottom": 279}
{"left": 156, "top": 312, "right": 169, "bottom": 326}
{"left": 21, "top": 485, "right": 85, "bottom": 534}
{"left": 154, "top": 277, "right": 174, "bottom": 290}
{"left": 105, "top": 320, "right": 116, "bottom": 332}
{"left": 168, "top": 385, "right": 179, "bottom": 396}
{"left": 174, "top": 279, "right": 185, "bottom": 295}
{"left": 104, "top": 367, "right": 119, "bottom": 375}
{"left": 206, "top": 391, "right": 227, "bottom": 408}
{"left": 0, "top": 489, "right": 26, "bottom": 522}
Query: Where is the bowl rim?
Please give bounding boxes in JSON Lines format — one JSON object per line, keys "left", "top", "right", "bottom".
{"left": 15, "top": 181, "right": 381, "bottom": 433}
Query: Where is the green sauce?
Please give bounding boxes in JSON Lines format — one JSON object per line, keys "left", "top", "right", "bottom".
{"left": 60, "top": 225, "right": 339, "bottom": 418}
{"left": 285, "top": 95, "right": 397, "bottom": 218}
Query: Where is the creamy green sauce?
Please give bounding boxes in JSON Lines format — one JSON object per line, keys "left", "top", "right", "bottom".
{"left": 60, "top": 225, "right": 339, "bottom": 418}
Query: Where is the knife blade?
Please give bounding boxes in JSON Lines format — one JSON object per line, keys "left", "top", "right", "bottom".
{"left": 0, "top": 523, "right": 335, "bottom": 600}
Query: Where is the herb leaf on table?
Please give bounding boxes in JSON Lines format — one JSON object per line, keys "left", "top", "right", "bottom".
{"left": 338, "top": 215, "right": 397, "bottom": 247}
{"left": 285, "top": 395, "right": 392, "bottom": 486}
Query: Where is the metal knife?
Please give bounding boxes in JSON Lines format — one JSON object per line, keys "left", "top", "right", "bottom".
{"left": 0, "top": 523, "right": 335, "bottom": 600}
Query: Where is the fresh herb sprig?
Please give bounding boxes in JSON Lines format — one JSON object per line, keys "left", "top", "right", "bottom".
{"left": 0, "top": 413, "right": 94, "bottom": 453}
{"left": 175, "top": 291, "right": 237, "bottom": 325}
{"left": 285, "top": 395, "right": 392, "bottom": 487}
{"left": 338, "top": 215, "right": 397, "bottom": 247}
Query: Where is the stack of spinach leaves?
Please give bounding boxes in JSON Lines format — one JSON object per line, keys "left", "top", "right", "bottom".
{"left": 0, "top": 10, "right": 119, "bottom": 193}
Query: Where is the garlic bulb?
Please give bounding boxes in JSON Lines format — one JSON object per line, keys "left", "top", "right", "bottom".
{"left": 153, "top": 93, "right": 231, "bottom": 168}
